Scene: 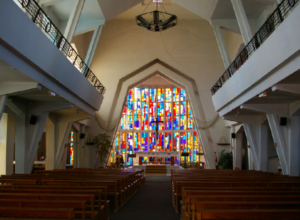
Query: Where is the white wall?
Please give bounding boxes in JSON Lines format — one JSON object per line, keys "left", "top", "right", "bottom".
{"left": 73, "top": 17, "right": 234, "bottom": 168}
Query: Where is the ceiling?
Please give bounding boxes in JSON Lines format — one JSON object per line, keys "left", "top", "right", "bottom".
{"left": 114, "top": 0, "right": 202, "bottom": 20}
{"left": 50, "top": 0, "right": 105, "bottom": 21}
{"left": 211, "top": 0, "right": 270, "bottom": 19}
{"left": 224, "top": 71, "right": 300, "bottom": 118}
{"left": 137, "top": 74, "right": 177, "bottom": 87}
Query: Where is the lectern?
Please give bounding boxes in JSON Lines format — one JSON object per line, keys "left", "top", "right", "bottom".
{"left": 181, "top": 152, "right": 190, "bottom": 165}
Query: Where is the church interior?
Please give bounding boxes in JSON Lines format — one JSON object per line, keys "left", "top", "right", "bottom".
{"left": 1, "top": 0, "right": 300, "bottom": 219}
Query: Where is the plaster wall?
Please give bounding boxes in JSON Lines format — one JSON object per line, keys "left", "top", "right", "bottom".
{"left": 222, "top": 29, "right": 244, "bottom": 62}
{"left": 79, "top": 18, "right": 232, "bottom": 167}
{"left": 72, "top": 30, "right": 94, "bottom": 61}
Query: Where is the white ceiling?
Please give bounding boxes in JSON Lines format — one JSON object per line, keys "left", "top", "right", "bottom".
{"left": 50, "top": 0, "right": 105, "bottom": 21}
{"left": 137, "top": 74, "right": 177, "bottom": 87}
{"left": 211, "top": 0, "right": 269, "bottom": 19}
{"left": 114, "top": 0, "right": 202, "bottom": 20}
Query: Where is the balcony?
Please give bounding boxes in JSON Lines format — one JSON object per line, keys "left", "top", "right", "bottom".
{"left": 211, "top": 0, "right": 300, "bottom": 116}
{"left": 0, "top": 0, "right": 104, "bottom": 114}
{"left": 211, "top": 0, "right": 299, "bottom": 96}
{"left": 13, "top": 0, "right": 105, "bottom": 95}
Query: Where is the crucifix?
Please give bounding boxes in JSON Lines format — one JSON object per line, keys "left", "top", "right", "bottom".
{"left": 150, "top": 117, "right": 164, "bottom": 142}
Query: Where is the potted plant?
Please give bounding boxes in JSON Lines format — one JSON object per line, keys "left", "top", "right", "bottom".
{"left": 217, "top": 150, "right": 233, "bottom": 170}
{"left": 93, "top": 133, "right": 113, "bottom": 168}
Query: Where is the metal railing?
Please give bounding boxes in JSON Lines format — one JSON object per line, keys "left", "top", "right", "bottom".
{"left": 211, "top": 0, "right": 299, "bottom": 95}
{"left": 15, "top": 0, "right": 106, "bottom": 95}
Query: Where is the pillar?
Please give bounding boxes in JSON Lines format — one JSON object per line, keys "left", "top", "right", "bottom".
{"left": 234, "top": 132, "right": 243, "bottom": 169}
{"left": 288, "top": 116, "right": 300, "bottom": 176}
{"left": 231, "top": 0, "right": 253, "bottom": 44}
{"left": 0, "top": 114, "right": 14, "bottom": 175}
{"left": 212, "top": 24, "right": 231, "bottom": 68}
{"left": 85, "top": 25, "right": 103, "bottom": 67}
{"left": 0, "top": 95, "right": 7, "bottom": 121}
{"left": 46, "top": 114, "right": 90, "bottom": 170}
{"left": 64, "top": 0, "right": 86, "bottom": 42}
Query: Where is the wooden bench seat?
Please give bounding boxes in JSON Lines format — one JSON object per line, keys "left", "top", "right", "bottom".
{"left": 0, "top": 188, "right": 104, "bottom": 220}
{"left": 0, "top": 207, "right": 75, "bottom": 220}
{"left": 196, "top": 209, "right": 300, "bottom": 220}
{"left": 188, "top": 201, "right": 300, "bottom": 220}
{"left": 0, "top": 199, "right": 86, "bottom": 220}
{"left": 0, "top": 193, "right": 96, "bottom": 220}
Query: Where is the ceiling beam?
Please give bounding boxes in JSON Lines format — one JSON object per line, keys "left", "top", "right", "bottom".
{"left": 0, "top": 82, "right": 41, "bottom": 96}
{"left": 240, "top": 103, "right": 289, "bottom": 116}
{"left": 272, "top": 84, "right": 300, "bottom": 95}
{"left": 75, "top": 19, "right": 105, "bottom": 36}
{"left": 39, "top": 0, "right": 68, "bottom": 7}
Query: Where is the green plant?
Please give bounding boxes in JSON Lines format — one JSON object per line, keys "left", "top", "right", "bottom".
{"left": 93, "top": 133, "right": 112, "bottom": 168}
{"left": 218, "top": 150, "right": 233, "bottom": 170}
{"left": 181, "top": 163, "right": 190, "bottom": 169}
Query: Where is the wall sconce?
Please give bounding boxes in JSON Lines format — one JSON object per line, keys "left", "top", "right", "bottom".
{"left": 274, "top": 142, "right": 277, "bottom": 147}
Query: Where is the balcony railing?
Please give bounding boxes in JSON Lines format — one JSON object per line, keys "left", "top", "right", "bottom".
{"left": 211, "top": 0, "right": 299, "bottom": 95}
{"left": 14, "top": 0, "right": 106, "bottom": 95}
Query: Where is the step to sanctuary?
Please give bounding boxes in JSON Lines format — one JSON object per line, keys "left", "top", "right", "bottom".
{"left": 132, "top": 164, "right": 180, "bottom": 175}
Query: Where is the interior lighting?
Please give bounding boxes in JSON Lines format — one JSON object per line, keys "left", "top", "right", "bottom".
{"left": 48, "top": 91, "right": 56, "bottom": 96}
{"left": 259, "top": 92, "right": 267, "bottom": 98}
{"left": 136, "top": 0, "right": 177, "bottom": 32}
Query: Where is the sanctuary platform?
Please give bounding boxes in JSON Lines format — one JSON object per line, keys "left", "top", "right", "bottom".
{"left": 133, "top": 164, "right": 180, "bottom": 175}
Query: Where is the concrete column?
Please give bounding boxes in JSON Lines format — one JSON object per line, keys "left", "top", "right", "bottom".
{"left": 46, "top": 114, "right": 90, "bottom": 170}
{"left": 248, "top": 146, "right": 255, "bottom": 170}
{"left": 14, "top": 114, "right": 27, "bottom": 174}
{"left": 45, "top": 119, "right": 55, "bottom": 170}
{"left": 267, "top": 114, "right": 288, "bottom": 174}
{"left": 234, "top": 132, "right": 243, "bottom": 169}
{"left": 85, "top": 25, "right": 103, "bottom": 67}
{"left": 244, "top": 123, "right": 268, "bottom": 171}
{"left": 231, "top": 0, "right": 253, "bottom": 44}
{"left": 0, "top": 114, "right": 14, "bottom": 175}
{"left": 288, "top": 116, "right": 300, "bottom": 176}
{"left": 0, "top": 95, "right": 7, "bottom": 121}
{"left": 212, "top": 24, "right": 231, "bottom": 68}
{"left": 258, "top": 125, "right": 268, "bottom": 171}
{"left": 64, "top": 0, "right": 86, "bottom": 42}
{"left": 77, "top": 124, "right": 86, "bottom": 168}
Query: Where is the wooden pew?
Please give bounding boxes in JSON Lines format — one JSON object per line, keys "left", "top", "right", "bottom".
{"left": 196, "top": 209, "right": 300, "bottom": 220}
{"left": 173, "top": 180, "right": 300, "bottom": 212}
{"left": 0, "top": 188, "right": 103, "bottom": 220}
{"left": 182, "top": 191, "right": 300, "bottom": 220}
{"left": 0, "top": 207, "right": 75, "bottom": 220}
{"left": 190, "top": 201, "right": 300, "bottom": 220}
{"left": 0, "top": 193, "right": 97, "bottom": 220}
{"left": 0, "top": 199, "right": 86, "bottom": 220}
{"left": 41, "top": 179, "right": 121, "bottom": 212}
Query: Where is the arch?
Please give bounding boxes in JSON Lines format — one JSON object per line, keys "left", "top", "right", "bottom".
{"left": 102, "top": 59, "right": 217, "bottom": 168}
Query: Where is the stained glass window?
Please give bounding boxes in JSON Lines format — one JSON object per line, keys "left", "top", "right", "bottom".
{"left": 70, "top": 131, "right": 74, "bottom": 165}
{"left": 110, "top": 87, "right": 204, "bottom": 166}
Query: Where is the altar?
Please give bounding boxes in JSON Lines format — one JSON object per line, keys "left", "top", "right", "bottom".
{"left": 132, "top": 151, "right": 180, "bottom": 165}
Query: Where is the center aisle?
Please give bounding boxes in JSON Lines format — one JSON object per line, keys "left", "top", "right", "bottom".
{"left": 109, "top": 182, "right": 180, "bottom": 220}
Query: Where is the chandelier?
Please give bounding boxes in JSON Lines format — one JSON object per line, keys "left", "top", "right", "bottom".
{"left": 136, "top": 1, "right": 177, "bottom": 32}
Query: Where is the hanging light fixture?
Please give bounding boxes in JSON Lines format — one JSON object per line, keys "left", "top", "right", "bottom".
{"left": 136, "top": 0, "right": 177, "bottom": 32}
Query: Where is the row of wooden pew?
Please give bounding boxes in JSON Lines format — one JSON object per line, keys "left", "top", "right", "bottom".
{"left": 171, "top": 169, "right": 300, "bottom": 220}
{"left": 0, "top": 167, "right": 145, "bottom": 220}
